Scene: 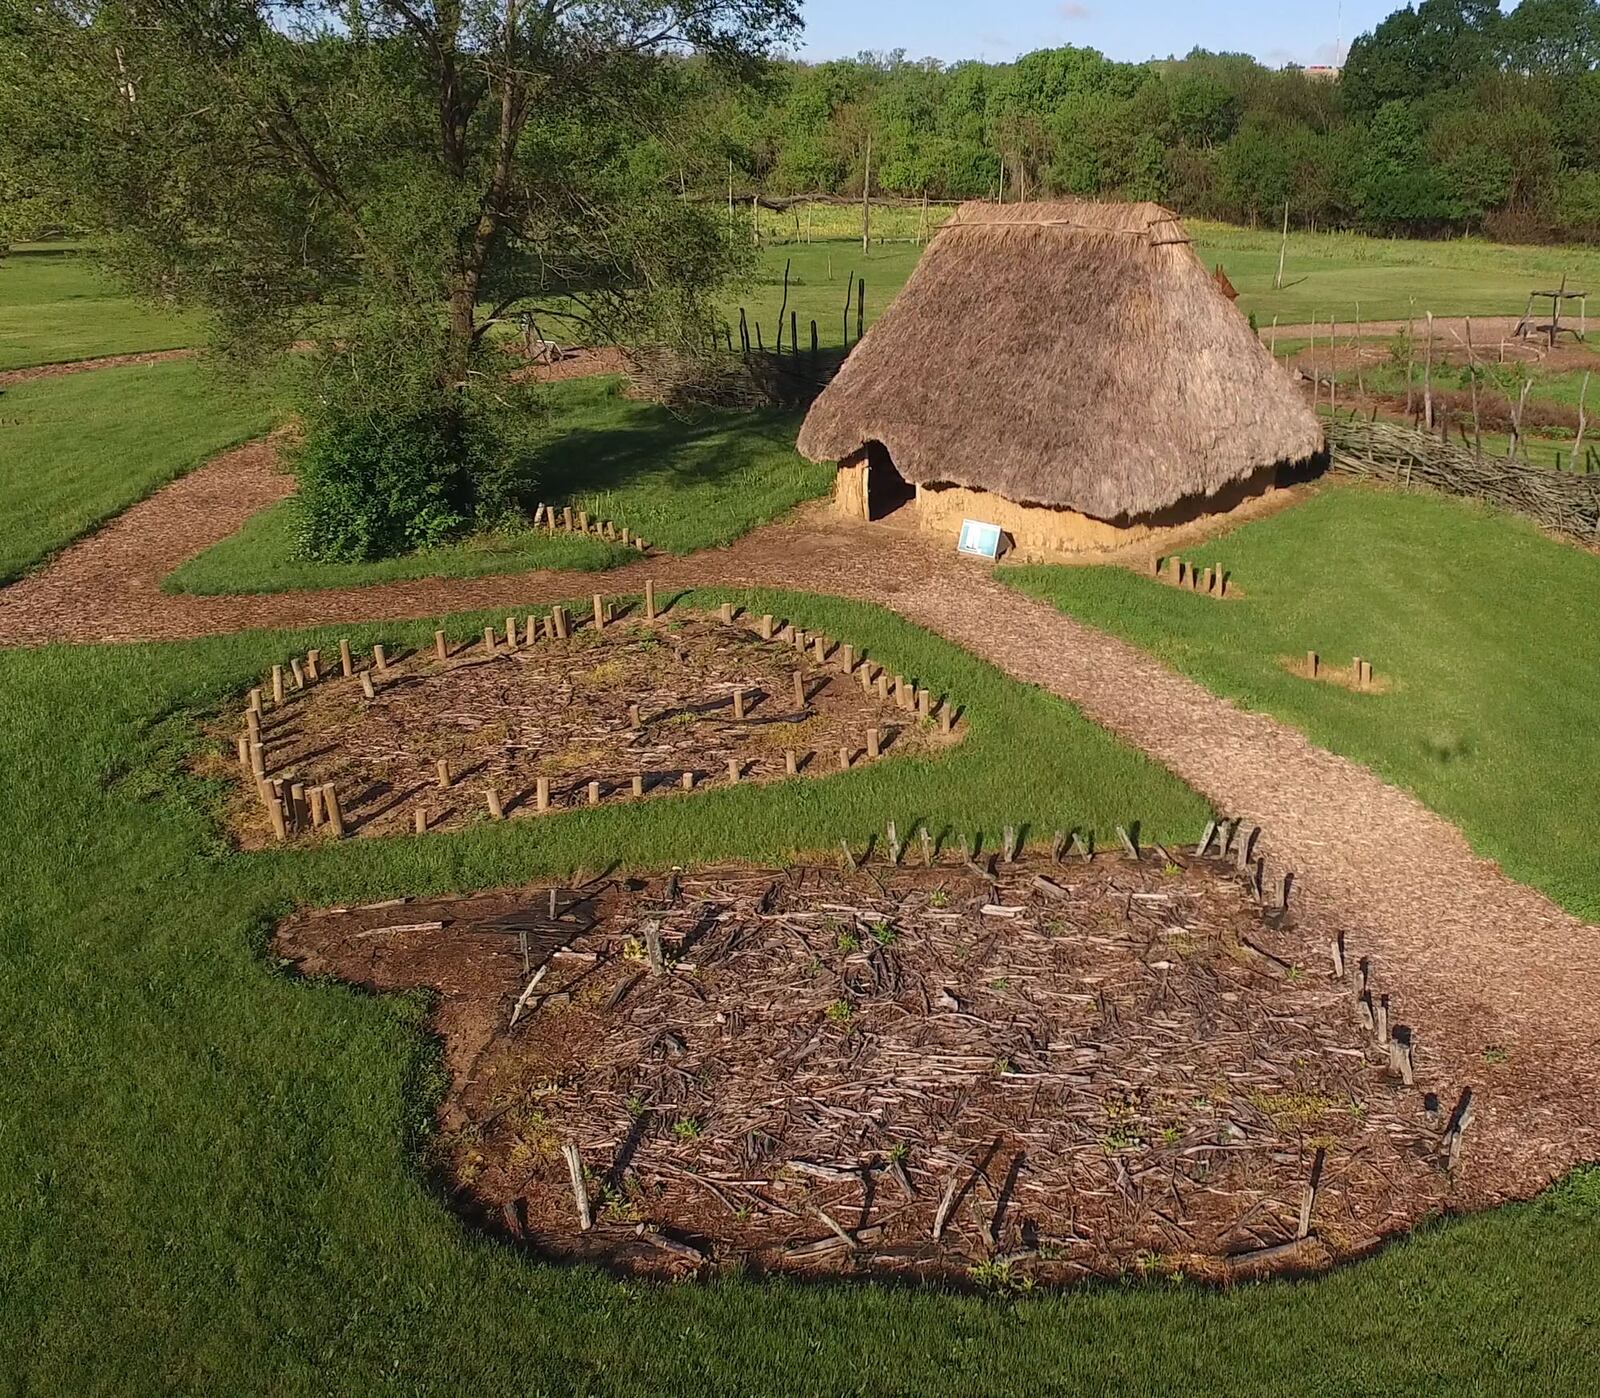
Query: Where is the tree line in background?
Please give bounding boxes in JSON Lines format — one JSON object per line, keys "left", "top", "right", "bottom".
{"left": 680, "top": 0, "right": 1600, "bottom": 241}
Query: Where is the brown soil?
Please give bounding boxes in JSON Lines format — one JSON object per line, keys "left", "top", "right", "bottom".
{"left": 508, "top": 346, "right": 630, "bottom": 384}
{"left": 208, "top": 609, "right": 954, "bottom": 847}
{"left": 0, "top": 347, "right": 199, "bottom": 388}
{"left": 276, "top": 850, "right": 1460, "bottom": 1283}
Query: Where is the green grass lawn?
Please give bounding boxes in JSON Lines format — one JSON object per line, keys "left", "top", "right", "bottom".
{"left": 1, "top": 592, "right": 1596, "bottom": 1394}
{"left": 0, "top": 246, "right": 205, "bottom": 370}
{"left": 1005, "top": 482, "right": 1600, "bottom": 922}
{"left": 739, "top": 222, "right": 1600, "bottom": 352}
{"left": 166, "top": 377, "right": 831, "bottom": 595}
{"left": 0, "top": 359, "right": 277, "bottom": 584}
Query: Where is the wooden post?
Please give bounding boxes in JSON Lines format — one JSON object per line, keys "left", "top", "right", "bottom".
{"left": 322, "top": 784, "right": 345, "bottom": 838}
{"left": 792, "top": 669, "right": 806, "bottom": 709}
{"left": 812, "top": 635, "right": 827, "bottom": 664}
{"left": 1307, "top": 651, "right": 1319, "bottom": 678}
{"left": 785, "top": 749, "right": 798, "bottom": 776}
{"left": 245, "top": 709, "right": 261, "bottom": 743}
{"left": 861, "top": 132, "right": 872, "bottom": 254}
{"left": 271, "top": 665, "right": 285, "bottom": 705}
{"left": 876, "top": 673, "right": 889, "bottom": 702}
{"left": 719, "top": 601, "right": 734, "bottom": 624}
{"left": 306, "top": 650, "right": 321, "bottom": 683}
{"left": 360, "top": 671, "right": 375, "bottom": 700}
{"left": 857, "top": 277, "right": 865, "bottom": 343}
{"left": 1575, "top": 371, "right": 1590, "bottom": 465}
{"left": 485, "top": 788, "right": 504, "bottom": 819}
{"left": 373, "top": 644, "right": 388, "bottom": 672}
{"left": 1423, "top": 311, "right": 1435, "bottom": 431}
{"left": 552, "top": 607, "right": 568, "bottom": 640}
{"left": 250, "top": 741, "right": 266, "bottom": 778}
{"left": 249, "top": 687, "right": 263, "bottom": 715}
{"left": 917, "top": 688, "right": 931, "bottom": 719}
{"left": 308, "top": 786, "right": 325, "bottom": 827}
{"left": 866, "top": 727, "right": 881, "bottom": 759}
{"left": 940, "top": 705, "right": 953, "bottom": 736}
{"left": 288, "top": 782, "right": 306, "bottom": 830}
{"left": 505, "top": 617, "right": 517, "bottom": 649}
{"left": 592, "top": 594, "right": 605, "bottom": 631}
{"left": 628, "top": 702, "right": 641, "bottom": 729}
{"left": 681, "top": 770, "right": 694, "bottom": 792}
{"left": 631, "top": 774, "right": 643, "bottom": 798}
{"left": 839, "top": 643, "right": 854, "bottom": 673}
{"left": 437, "top": 759, "right": 451, "bottom": 789}
{"left": 587, "top": 781, "right": 600, "bottom": 807}
{"left": 563, "top": 1143, "right": 592, "bottom": 1232}
{"left": 644, "top": 579, "right": 657, "bottom": 621}
{"left": 265, "top": 794, "right": 288, "bottom": 842}
{"left": 562, "top": 506, "right": 573, "bottom": 531}
{"left": 726, "top": 758, "right": 740, "bottom": 784}
{"left": 1274, "top": 198, "right": 1289, "bottom": 290}
{"left": 524, "top": 615, "right": 538, "bottom": 647}
{"left": 413, "top": 809, "right": 427, "bottom": 835}
{"left": 290, "top": 658, "right": 305, "bottom": 691}
{"left": 759, "top": 614, "right": 773, "bottom": 640}
{"left": 838, "top": 745, "right": 851, "bottom": 771}
{"left": 536, "top": 777, "right": 550, "bottom": 812}
{"left": 236, "top": 735, "right": 251, "bottom": 769}
{"left": 339, "top": 640, "right": 353, "bottom": 678}
{"left": 732, "top": 687, "right": 746, "bottom": 720}
{"left": 1352, "top": 656, "right": 1364, "bottom": 689}
{"left": 434, "top": 629, "right": 448, "bottom": 661}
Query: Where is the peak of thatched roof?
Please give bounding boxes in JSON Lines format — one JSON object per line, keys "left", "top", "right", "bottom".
{"left": 796, "top": 201, "right": 1323, "bottom": 522}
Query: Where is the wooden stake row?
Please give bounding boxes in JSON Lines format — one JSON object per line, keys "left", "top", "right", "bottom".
{"left": 1154, "top": 555, "right": 1229, "bottom": 597}
{"left": 532, "top": 501, "right": 649, "bottom": 554}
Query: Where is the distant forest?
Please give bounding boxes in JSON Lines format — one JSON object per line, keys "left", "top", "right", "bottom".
{"left": 682, "top": 0, "right": 1600, "bottom": 241}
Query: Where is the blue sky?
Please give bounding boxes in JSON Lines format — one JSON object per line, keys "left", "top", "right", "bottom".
{"left": 790, "top": 1, "right": 1417, "bottom": 69}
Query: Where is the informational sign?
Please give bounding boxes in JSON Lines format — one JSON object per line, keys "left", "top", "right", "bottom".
{"left": 956, "top": 518, "right": 1004, "bottom": 560}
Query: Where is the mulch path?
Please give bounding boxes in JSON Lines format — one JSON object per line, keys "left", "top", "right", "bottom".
{"left": 277, "top": 850, "right": 1456, "bottom": 1283}
{"left": 207, "top": 610, "right": 952, "bottom": 848}
{"left": 4, "top": 439, "right": 1599, "bottom": 1239}
{"left": 0, "top": 347, "right": 199, "bottom": 388}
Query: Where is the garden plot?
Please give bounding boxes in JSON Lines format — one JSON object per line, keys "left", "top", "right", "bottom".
{"left": 207, "top": 604, "right": 959, "bottom": 846}
{"left": 277, "top": 846, "right": 1461, "bottom": 1286}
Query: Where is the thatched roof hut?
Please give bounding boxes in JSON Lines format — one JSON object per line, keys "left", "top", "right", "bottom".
{"left": 797, "top": 201, "right": 1322, "bottom": 552}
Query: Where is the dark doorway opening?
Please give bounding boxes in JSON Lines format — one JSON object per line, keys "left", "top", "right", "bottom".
{"left": 866, "top": 441, "right": 915, "bottom": 521}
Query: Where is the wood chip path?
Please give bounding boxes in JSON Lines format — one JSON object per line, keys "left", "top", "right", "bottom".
{"left": 2, "top": 441, "right": 1597, "bottom": 1210}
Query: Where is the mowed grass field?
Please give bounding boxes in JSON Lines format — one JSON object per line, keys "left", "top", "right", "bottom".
{"left": 0, "top": 359, "right": 277, "bottom": 583}
{"left": 0, "top": 246, "right": 205, "bottom": 369}
{"left": 735, "top": 209, "right": 1600, "bottom": 350}
{"left": 166, "top": 378, "right": 831, "bottom": 594}
{"left": 1005, "top": 483, "right": 1600, "bottom": 922}
{"left": 2, "top": 591, "right": 1597, "bottom": 1394}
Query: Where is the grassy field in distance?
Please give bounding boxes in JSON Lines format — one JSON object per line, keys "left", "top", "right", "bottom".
{"left": 0, "top": 245, "right": 205, "bottom": 370}
{"left": 166, "top": 377, "right": 832, "bottom": 594}
{"left": 0, "top": 359, "right": 276, "bottom": 583}
{"left": 1004, "top": 482, "right": 1600, "bottom": 922}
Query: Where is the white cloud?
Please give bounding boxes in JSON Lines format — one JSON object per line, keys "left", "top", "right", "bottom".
{"left": 1058, "top": 3, "right": 1093, "bottom": 20}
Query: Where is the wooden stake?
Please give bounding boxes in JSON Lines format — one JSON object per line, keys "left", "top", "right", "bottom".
{"left": 236, "top": 735, "right": 250, "bottom": 769}
{"left": 435, "top": 629, "right": 449, "bottom": 661}
{"left": 322, "top": 784, "right": 345, "bottom": 838}
{"left": 359, "top": 671, "right": 375, "bottom": 700}
{"left": 486, "top": 788, "right": 504, "bottom": 819}
{"left": 720, "top": 601, "right": 734, "bottom": 624}
{"left": 631, "top": 775, "right": 643, "bottom": 798}
{"left": 593, "top": 594, "right": 605, "bottom": 631}
{"left": 587, "top": 781, "right": 600, "bottom": 806}
{"left": 784, "top": 749, "right": 797, "bottom": 776}
{"left": 373, "top": 644, "right": 387, "bottom": 672}
{"left": 629, "top": 702, "right": 642, "bottom": 729}
{"left": 552, "top": 607, "right": 568, "bottom": 640}
{"left": 536, "top": 777, "right": 550, "bottom": 812}
{"left": 290, "top": 658, "right": 305, "bottom": 690}
{"left": 792, "top": 669, "right": 806, "bottom": 709}
{"left": 249, "top": 687, "right": 263, "bottom": 714}
{"left": 876, "top": 673, "right": 889, "bottom": 702}
{"left": 1307, "top": 650, "right": 1319, "bottom": 678}
{"left": 838, "top": 746, "right": 851, "bottom": 771}
{"left": 940, "top": 705, "right": 953, "bottom": 736}
{"left": 732, "top": 688, "right": 745, "bottom": 720}
{"left": 266, "top": 795, "right": 288, "bottom": 842}
{"left": 308, "top": 786, "right": 325, "bottom": 827}
{"left": 866, "top": 727, "right": 880, "bottom": 759}
{"left": 839, "top": 643, "right": 854, "bottom": 672}
{"left": 681, "top": 770, "right": 694, "bottom": 791}
{"left": 917, "top": 688, "right": 931, "bottom": 719}
{"left": 813, "top": 635, "right": 827, "bottom": 664}
{"left": 524, "top": 615, "right": 538, "bottom": 647}
{"left": 726, "top": 758, "right": 740, "bottom": 784}
{"left": 505, "top": 617, "right": 517, "bottom": 649}
{"left": 249, "top": 741, "right": 266, "bottom": 778}
{"left": 437, "top": 759, "right": 451, "bottom": 789}
{"left": 271, "top": 665, "right": 285, "bottom": 704}
{"left": 288, "top": 782, "right": 306, "bottom": 830}
{"left": 339, "top": 640, "right": 353, "bottom": 678}
{"left": 413, "top": 809, "right": 427, "bottom": 835}
{"left": 645, "top": 579, "right": 657, "bottom": 620}
{"left": 759, "top": 613, "right": 773, "bottom": 640}
{"left": 483, "top": 625, "right": 497, "bottom": 653}
{"left": 563, "top": 1142, "right": 592, "bottom": 1231}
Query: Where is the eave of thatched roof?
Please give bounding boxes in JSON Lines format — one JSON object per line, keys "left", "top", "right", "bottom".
{"left": 796, "top": 201, "right": 1324, "bottom": 522}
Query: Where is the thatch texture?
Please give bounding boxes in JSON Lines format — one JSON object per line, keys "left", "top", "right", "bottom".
{"left": 796, "top": 201, "right": 1323, "bottom": 522}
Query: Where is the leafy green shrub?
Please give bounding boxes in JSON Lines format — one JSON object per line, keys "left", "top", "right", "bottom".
{"left": 294, "top": 402, "right": 519, "bottom": 562}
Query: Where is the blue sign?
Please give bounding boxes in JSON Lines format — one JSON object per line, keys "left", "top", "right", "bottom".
{"left": 957, "top": 518, "right": 1004, "bottom": 560}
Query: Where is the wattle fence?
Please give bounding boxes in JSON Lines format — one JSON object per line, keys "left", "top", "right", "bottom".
{"left": 1326, "top": 416, "right": 1600, "bottom": 541}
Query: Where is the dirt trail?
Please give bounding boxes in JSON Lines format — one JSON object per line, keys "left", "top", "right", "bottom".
{"left": 2, "top": 442, "right": 1598, "bottom": 1208}
{"left": 0, "top": 347, "right": 200, "bottom": 388}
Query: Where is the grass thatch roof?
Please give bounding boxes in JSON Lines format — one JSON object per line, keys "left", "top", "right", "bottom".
{"left": 796, "top": 201, "right": 1324, "bottom": 522}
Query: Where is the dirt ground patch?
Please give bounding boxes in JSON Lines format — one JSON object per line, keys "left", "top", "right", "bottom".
{"left": 206, "top": 607, "right": 957, "bottom": 846}
{"left": 0, "top": 347, "right": 199, "bottom": 387}
{"left": 277, "top": 848, "right": 1468, "bottom": 1286}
